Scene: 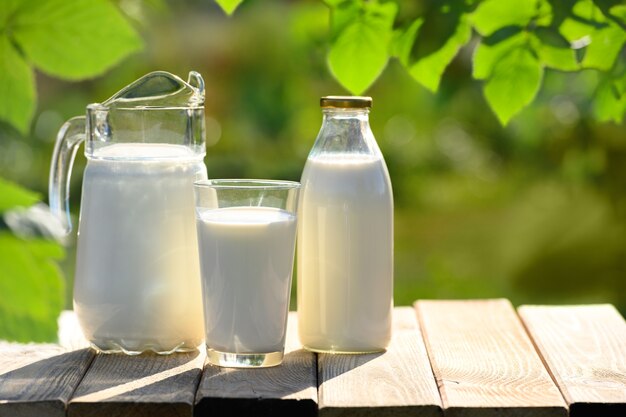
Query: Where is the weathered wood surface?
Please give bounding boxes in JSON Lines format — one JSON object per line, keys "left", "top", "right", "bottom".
{"left": 415, "top": 299, "right": 568, "bottom": 417}
{"left": 2, "top": 303, "right": 626, "bottom": 417}
{"left": 0, "top": 342, "right": 94, "bottom": 417}
{"left": 519, "top": 305, "right": 626, "bottom": 417}
{"left": 67, "top": 349, "right": 205, "bottom": 417}
{"left": 317, "top": 306, "right": 442, "bottom": 417}
{"left": 194, "top": 312, "right": 317, "bottom": 417}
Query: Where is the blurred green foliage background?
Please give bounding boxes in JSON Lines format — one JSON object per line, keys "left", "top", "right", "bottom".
{"left": 1, "top": 0, "right": 624, "bottom": 336}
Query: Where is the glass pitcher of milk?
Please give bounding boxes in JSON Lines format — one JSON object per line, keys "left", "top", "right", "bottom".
{"left": 297, "top": 96, "right": 394, "bottom": 353}
{"left": 49, "top": 71, "right": 207, "bottom": 354}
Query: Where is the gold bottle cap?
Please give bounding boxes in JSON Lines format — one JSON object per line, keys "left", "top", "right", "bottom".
{"left": 320, "top": 96, "right": 372, "bottom": 109}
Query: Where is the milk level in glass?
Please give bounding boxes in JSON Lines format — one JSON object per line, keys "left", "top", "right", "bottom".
{"left": 196, "top": 206, "right": 297, "bottom": 354}
{"left": 73, "top": 143, "right": 206, "bottom": 353}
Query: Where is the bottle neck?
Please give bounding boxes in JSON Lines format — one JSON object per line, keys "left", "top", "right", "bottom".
{"left": 322, "top": 107, "right": 370, "bottom": 122}
{"left": 311, "top": 108, "right": 379, "bottom": 157}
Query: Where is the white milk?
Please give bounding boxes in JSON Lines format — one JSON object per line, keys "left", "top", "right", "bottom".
{"left": 196, "top": 207, "right": 297, "bottom": 353}
{"left": 73, "top": 143, "right": 206, "bottom": 353}
{"left": 297, "top": 154, "right": 393, "bottom": 352}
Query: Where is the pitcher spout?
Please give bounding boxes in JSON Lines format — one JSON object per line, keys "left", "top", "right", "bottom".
{"left": 96, "top": 71, "right": 205, "bottom": 109}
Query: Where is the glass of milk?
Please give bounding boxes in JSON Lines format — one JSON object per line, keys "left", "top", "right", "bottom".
{"left": 194, "top": 179, "right": 300, "bottom": 368}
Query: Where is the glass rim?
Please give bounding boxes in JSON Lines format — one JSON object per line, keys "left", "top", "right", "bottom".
{"left": 194, "top": 179, "right": 301, "bottom": 190}
{"left": 87, "top": 104, "right": 204, "bottom": 111}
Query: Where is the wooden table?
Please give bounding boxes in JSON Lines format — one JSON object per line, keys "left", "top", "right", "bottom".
{"left": 1, "top": 300, "right": 625, "bottom": 417}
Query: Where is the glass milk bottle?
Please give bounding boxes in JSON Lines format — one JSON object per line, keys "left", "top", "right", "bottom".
{"left": 297, "top": 96, "right": 393, "bottom": 353}
{"left": 49, "top": 71, "right": 207, "bottom": 354}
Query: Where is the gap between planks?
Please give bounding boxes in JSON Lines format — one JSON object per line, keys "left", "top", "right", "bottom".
{"left": 519, "top": 304, "right": 626, "bottom": 417}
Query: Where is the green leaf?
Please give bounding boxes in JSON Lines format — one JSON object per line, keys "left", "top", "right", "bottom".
{"left": 327, "top": 1, "right": 397, "bottom": 94}
{"left": 483, "top": 45, "right": 543, "bottom": 125}
{"left": 559, "top": 5, "right": 601, "bottom": 42}
{"left": 11, "top": 0, "right": 142, "bottom": 80}
{"left": 327, "top": 0, "right": 361, "bottom": 41}
{"left": 559, "top": 0, "right": 626, "bottom": 71}
{"left": 215, "top": 0, "right": 244, "bottom": 16}
{"left": 328, "top": 21, "right": 389, "bottom": 94}
{"left": 559, "top": 20, "right": 593, "bottom": 49}
{"left": 594, "top": 76, "right": 626, "bottom": 123}
{"left": 610, "top": 5, "right": 626, "bottom": 24}
{"left": 531, "top": 29, "right": 579, "bottom": 71}
{"left": 0, "top": 36, "right": 35, "bottom": 135}
{"left": 580, "top": 24, "right": 626, "bottom": 71}
{"left": 390, "top": 19, "right": 423, "bottom": 67}
{"left": 408, "top": 15, "right": 471, "bottom": 92}
{"left": 615, "top": 73, "right": 626, "bottom": 97}
{"left": 0, "top": 0, "right": 23, "bottom": 25}
{"left": 0, "top": 232, "right": 65, "bottom": 343}
{"left": 534, "top": 0, "right": 553, "bottom": 27}
{"left": 473, "top": 31, "right": 527, "bottom": 80}
{"left": 0, "top": 177, "right": 40, "bottom": 213}
{"left": 536, "top": 42, "right": 578, "bottom": 71}
{"left": 471, "top": 0, "right": 538, "bottom": 37}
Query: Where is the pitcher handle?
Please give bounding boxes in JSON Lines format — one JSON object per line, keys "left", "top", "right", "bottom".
{"left": 49, "top": 116, "right": 86, "bottom": 235}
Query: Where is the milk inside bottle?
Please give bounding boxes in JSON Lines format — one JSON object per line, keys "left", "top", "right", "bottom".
{"left": 297, "top": 96, "right": 393, "bottom": 353}
{"left": 49, "top": 71, "right": 207, "bottom": 354}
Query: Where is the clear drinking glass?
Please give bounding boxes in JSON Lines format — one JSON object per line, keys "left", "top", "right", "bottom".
{"left": 194, "top": 179, "right": 300, "bottom": 367}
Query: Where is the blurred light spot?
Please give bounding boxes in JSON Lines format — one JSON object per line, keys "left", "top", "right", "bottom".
{"left": 35, "top": 110, "right": 64, "bottom": 142}
{"left": 119, "top": 0, "right": 145, "bottom": 23}
{"left": 550, "top": 96, "right": 579, "bottom": 126}
{"left": 4, "top": 203, "right": 67, "bottom": 243}
{"left": 571, "top": 36, "right": 591, "bottom": 49}
{"left": 435, "top": 120, "right": 499, "bottom": 181}
{"left": 0, "top": 140, "right": 33, "bottom": 176}
{"left": 384, "top": 114, "right": 416, "bottom": 147}
{"left": 205, "top": 116, "right": 222, "bottom": 147}
{"left": 435, "top": 120, "right": 473, "bottom": 163}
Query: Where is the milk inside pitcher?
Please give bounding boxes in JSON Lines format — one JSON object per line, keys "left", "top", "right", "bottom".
{"left": 49, "top": 71, "right": 207, "bottom": 354}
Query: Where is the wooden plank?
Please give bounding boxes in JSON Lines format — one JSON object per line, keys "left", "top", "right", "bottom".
{"left": 415, "top": 299, "right": 567, "bottom": 417}
{"left": 68, "top": 349, "right": 205, "bottom": 417}
{"left": 317, "top": 306, "right": 442, "bottom": 417}
{"left": 194, "top": 312, "right": 317, "bottom": 417}
{"left": 519, "top": 304, "right": 626, "bottom": 417}
{"left": 0, "top": 342, "right": 94, "bottom": 417}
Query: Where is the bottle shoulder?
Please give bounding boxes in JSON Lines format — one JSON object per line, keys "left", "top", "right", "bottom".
{"left": 300, "top": 154, "right": 393, "bottom": 201}
{"left": 302, "top": 153, "right": 390, "bottom": 178}
{"left": 310, "top": 113, "right": 380, "bottom": 156}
